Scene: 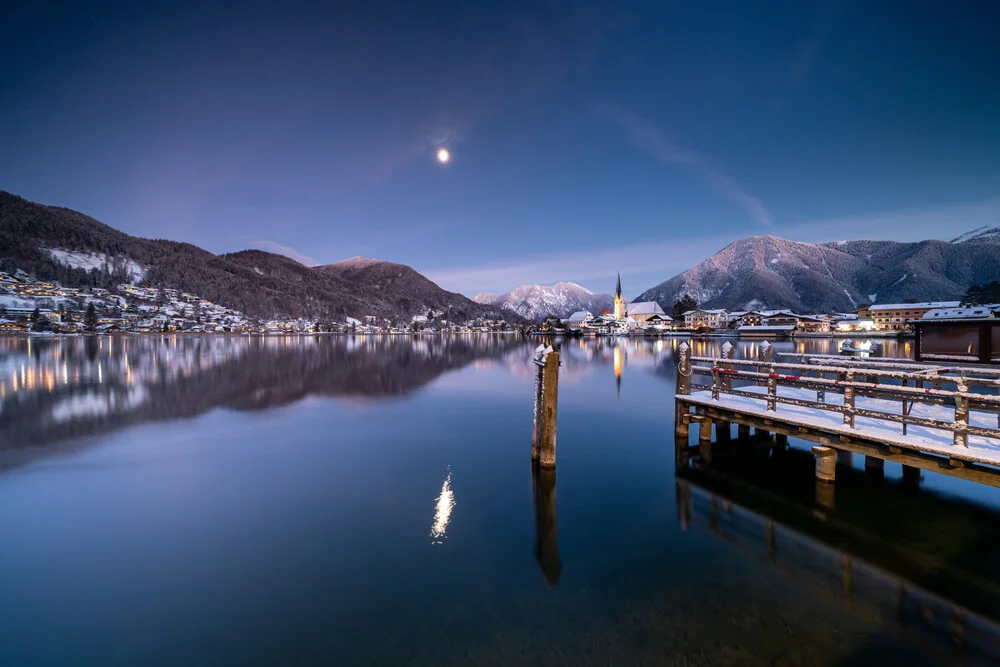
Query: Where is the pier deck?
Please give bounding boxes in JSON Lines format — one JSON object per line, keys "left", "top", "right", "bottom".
{"left": 674, "top": 342, "right": 1000, "bottom": 487}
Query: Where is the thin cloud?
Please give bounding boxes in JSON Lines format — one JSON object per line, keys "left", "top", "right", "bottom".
{"left": 428, "top": 197, "right": 1000, "bottom": 295}
{"left": 250, "top": 240, "right": 320, "bottom": 266}
{"left": 603, "top": 107, "right": 773, "bottom": 226}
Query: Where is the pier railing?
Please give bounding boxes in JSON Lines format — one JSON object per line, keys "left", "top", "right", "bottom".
{"left": 676, "top": 342, "right": 1000, "bottom": 448}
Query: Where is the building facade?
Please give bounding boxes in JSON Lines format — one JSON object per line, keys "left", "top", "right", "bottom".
{"left": 867, "top": 301, "right": 961, "bottom": 331}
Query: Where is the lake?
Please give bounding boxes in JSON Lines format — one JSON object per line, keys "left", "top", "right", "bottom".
{"left": 1, "top": 333, "right": 998, "bottom": 666}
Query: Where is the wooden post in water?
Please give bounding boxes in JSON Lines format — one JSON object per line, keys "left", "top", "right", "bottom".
{"left": 814, "top": 445, "right": 836, "bottom": 510}
{"left": 675, "top": 342, "right": 692, "bottom": 438}
{"left": 865, "top": 455, "right": 884, "bottom": 479}
{"left": 532, "top": 345, "right": 560, "bottom": 468}
{"left": 902, "top": 465, "right": 921, "bottom": 485}
{"left": 813, "top": 445, "right": 836, "bottom": 483}
{"left": 738, "top": 423, "right": 751, "bottom": 438}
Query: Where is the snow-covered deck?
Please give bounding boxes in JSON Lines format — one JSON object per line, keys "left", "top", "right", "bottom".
{"left": 679, "top": 385, "right": 1000, "bottom": 467}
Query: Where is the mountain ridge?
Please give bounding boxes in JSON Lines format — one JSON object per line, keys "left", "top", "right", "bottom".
{"left": 0, "top": 192, "right": 516, "bottom": 322}
{"left": 635, "top": 232, "right": 1000, "bottom": 313}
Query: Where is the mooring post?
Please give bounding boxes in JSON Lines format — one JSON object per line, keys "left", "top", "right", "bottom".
{"left": 531, "top": 345, "right": 546, "bottom": 460}
{"left": 675, "top": 342, "right": 692, "bottom": 438}
{"left": 902, "top": 465, "right": 921, "bottom": 485}
{"left": 737, "top": 423, "right": 751, "bottom": 438}
{"left": 539, "top": 350, "right": 560, "bottom": 467}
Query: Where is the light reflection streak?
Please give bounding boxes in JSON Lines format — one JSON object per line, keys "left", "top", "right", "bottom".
{"left": 430, "top": 468, "right": 455, "bottom": 544}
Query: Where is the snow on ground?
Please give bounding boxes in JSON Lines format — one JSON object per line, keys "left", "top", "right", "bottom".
{"left": 47, "top": 249, "right": 145, "bottom": 283}
{"left": 0, "top": 293, "right": 72, "bottom": 309}
{"left": 684, "top": 384, "right": 1000, "bottom": 466}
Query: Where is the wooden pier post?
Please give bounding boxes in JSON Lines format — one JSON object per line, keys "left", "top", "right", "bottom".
{"left": 738, "top": 423, "right": 750, "bottom": 439}
{"left": 813, "top": 446, "right": 836, "bottom": 483}
{"left": 837, "top": 450, "right": 854, "bottom": 466}
{"left": 865, "top": 455, "right": 885, "bottom": 479}
{"left": 675, "top": 342, "right": 692, "bottom": 438}
{"left": 532, "top": 345, "right": 560, "bottom": 468}
{"left": 902, "top": 465, "right": 921, "bottom": 485}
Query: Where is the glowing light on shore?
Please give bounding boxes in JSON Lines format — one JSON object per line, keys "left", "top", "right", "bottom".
{"left": 430, "top": 468, "right": 455, "bottom": 544}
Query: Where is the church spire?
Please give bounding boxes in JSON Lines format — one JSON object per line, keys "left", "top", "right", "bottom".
{"left": 613, "top": 271, "right": 625, "bottom": 320}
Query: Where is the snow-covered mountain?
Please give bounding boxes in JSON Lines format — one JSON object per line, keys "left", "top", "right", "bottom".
{"left": 474, "top": 282, "right": 613, "bottom": 320}
{"left": 635, "top": 231, "right": 1000, "bottom": 313}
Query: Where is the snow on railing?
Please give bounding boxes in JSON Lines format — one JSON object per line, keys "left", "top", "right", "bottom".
{"left": 675, "top": 343, "right": 1000, "bottom": 448}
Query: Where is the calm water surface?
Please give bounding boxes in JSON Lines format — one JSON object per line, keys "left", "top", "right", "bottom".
{"left": 1, "top": 334, "right": 998, "bottom": 666}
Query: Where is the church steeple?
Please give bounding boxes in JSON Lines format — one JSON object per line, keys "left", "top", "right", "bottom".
{"left": 613, "top": 271, "right": 625, "bottom": 320}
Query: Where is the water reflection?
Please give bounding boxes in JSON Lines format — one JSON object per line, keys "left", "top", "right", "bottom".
{"left": 679, "top": 440, "right": 1000, "bottom": 664}
{"left": 430, "top": 468, "right": 455, "bottom": 544}
{"left": 0, "top": 334, "right": 528, "bottom": 454}
{"left": 532, "top": 462, "right": 561, "bottom": 586}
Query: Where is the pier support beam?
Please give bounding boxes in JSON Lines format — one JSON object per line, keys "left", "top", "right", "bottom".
{"left": 813, "top": 446, "right": 836, "bottom": 483}
{"left": 698, "top": 417, "right": 713, "bottom": 443}
{"left": 775, "top": 433, "right": 789, "bottom": 446}
{"left": 716, "top": 421, "right": 731, "bottom": 442}
{"left": 737, "top": 423, "right": 750, "bottom": 439}
{"left": 902, "top": 464, "right": 921, "bottom": 485}
{"left": 865, "top": 455, "right": 885, "bottom": 479}
{"left": 837, "top": 450, "right": 854, "bottom": 467}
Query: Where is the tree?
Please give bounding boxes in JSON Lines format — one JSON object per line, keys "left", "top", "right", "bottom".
{"left": 963, "top": 281, "right": 1000, "bottom": 305}
{"left": 0, "top": 305, "right": 6, "bottom": 318}
{"left": 85, "top": 303, "right": 98, "bottom": 330}
{"left": 162, "top": 319, "right": 170, "bottom": 332}
{"left": 672, "top": 295, "right": 697, "bottom": 320}
{"left": 31, "top": 316, "right": 52, "bottom": 333}
{"left": 29, "top": 307, "right": 40, "bottom": 324}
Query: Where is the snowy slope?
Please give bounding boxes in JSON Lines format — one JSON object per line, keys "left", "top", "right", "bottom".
{"left": 635, "top": 229, "right": 1000, "bottom": 312}
{"left": 474, "top": 282, "right": 614, "bottom": 320}
{"left": 47, "top": 248, "right": 145, "bottom": 282}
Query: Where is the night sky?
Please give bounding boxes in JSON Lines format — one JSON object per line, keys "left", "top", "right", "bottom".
{"left": 3, "top": 1, "right": 999, "bottom": 296}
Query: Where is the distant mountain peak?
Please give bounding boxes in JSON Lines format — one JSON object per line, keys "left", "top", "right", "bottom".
{"left": 330, "top": 256, "right": 383, "bottom": 269}
{"left": 952, "top": 225, "right": 1000, "bottom": 244}
{"left": 474, "top": 281, "right": 612, "bottom": 320}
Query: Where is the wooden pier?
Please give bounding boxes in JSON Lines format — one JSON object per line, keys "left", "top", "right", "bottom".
{"left": 674, "top": 341, "right": 1000, "bottom": 487}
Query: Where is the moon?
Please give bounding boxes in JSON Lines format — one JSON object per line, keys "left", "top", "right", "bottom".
{"left": 436, "top": 148, "right": 450, "bottom": 164}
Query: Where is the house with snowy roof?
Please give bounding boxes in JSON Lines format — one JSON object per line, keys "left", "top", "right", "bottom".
{"left": 625, "top": 301, "right": 669, "bottom": 325}
{"left": 683, "top": 309, "right": 729, "bottom": 330}
{"left": 868, "top": 301, "right": 961, "bottom": 331}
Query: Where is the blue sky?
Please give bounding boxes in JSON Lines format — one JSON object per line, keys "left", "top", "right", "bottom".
{"left": 2, "top": 1, "right": 998, "bottom": 298}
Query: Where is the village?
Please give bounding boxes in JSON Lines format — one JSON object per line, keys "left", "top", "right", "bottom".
{"left": 542, "top": 274, "right": 1000, "bottom": 338}
{"left": 0, "top": 269, "right": 516, "bottom": 336}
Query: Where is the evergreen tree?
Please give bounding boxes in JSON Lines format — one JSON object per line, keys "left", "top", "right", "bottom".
{"left": 963, "top": 281, "right": 1000, "bottom": 305}
{"left": 85, "top": 303, "right": 98, "bottom": 329}
{"left": 672, "top": 295, "right": 698, "bottom": 320}
{"left": 0, "top": 305, "right": 6, "bottom": 318}
{"left": 30, "top": 307, "right": 40, "bottom": 323}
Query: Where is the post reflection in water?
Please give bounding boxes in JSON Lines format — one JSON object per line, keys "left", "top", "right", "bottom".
{"left": 430, "top": 468, "right": 455, "bottom": 544}
{"left": 531, "top": 461, "right": 561, "bottom": 586}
